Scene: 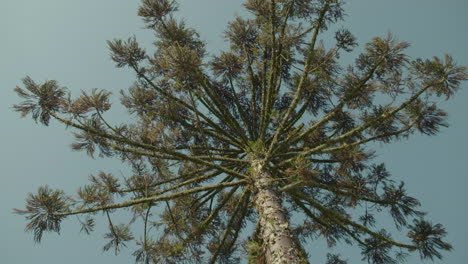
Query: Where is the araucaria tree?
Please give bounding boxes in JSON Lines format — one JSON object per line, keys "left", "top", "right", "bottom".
{"left": 14, "top": 1, "right": 467, "bottom": 263}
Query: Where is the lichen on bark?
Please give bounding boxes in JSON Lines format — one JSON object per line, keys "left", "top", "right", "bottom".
{"left": 251, "top": 159, "right": 308, "bottom": 264}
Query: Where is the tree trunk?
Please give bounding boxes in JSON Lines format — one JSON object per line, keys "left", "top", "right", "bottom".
{"left": 251, "top": 159, "right": 307, "bottom": 264}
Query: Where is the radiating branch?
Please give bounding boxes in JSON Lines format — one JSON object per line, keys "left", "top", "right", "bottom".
{"left": 55, "top": 180, "right": 246, "bottom": 217}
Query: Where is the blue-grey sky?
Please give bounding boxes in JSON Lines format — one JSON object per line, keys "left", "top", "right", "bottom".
{"left": 1, "top": 1, "right": 467, "bottom": 263}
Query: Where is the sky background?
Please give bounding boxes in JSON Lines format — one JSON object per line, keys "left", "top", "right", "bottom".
{"left": 1, "top": 0, "right": 467, "bottom": 263}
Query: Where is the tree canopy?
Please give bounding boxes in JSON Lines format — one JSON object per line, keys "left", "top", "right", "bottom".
{"left": 14, "top": 0, "right": 467, "bottom": 263}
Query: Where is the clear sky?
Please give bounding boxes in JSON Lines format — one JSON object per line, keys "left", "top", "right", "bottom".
{"left": 1, "top": 0, "right": 467, "bottom": 263}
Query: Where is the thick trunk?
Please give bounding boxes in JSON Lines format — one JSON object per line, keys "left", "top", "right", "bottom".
{"left": 251, "top": 159, "right": 306, "bottom": 264}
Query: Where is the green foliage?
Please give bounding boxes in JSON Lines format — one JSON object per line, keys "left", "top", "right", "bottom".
{"left": 408, "top": 219, "right": 453, "bottom": 260}
{"left": 14, "top": 186, "right": 70, "bottom": 243}
{"left": 103, "top": 223, "right": 134, "bottom": 255}
{"left": 326, "top": 253, "right": 348, "bottom": 264}
{"left": 13, "top": 77, "right": 66, "bottom": 125}
{"left": 247, "top": 139, "right": 266, "bottom": 154}
{"left": 246, "top": 240, "right": 264, "bottom": 264}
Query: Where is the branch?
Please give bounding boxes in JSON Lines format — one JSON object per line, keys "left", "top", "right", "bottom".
{"left": 265, "top": 3, "right": 332, "bottom": 158}
{"left": 293, "top": 82, "right": 439, "bottom": 159}
{"left": 167, "top": 184, "right": 241, "bottom": 258}
{"left": 197, "top": 73, "right": 250, "bottom": 144}
{"left": 317, "top": 121, "right": 416, "bottom": 154}
{"left": 285, "top": 55, "right": 387, "bottom": 148}
{"left": 290, "top": 190, "right": 418, "bottom": 250}
{"left": 51, "top": 112, "right": 248, "bottom": 179}
{"left": 208, "top": 190, "right": 250, "bottom": 264}
{"left": 259, "top": 0, "right": 278, "bottom": 139}
{"left": 133, "top": 66, "right": 245, "bottom": 147}
{"left": 118, "top": 167, "right": 213, "bottom": 193}
{"left": 228, "top": 75, "right": 254, "bottom": 139}
{"left": 54, "top": 180, "right": 246, "bottom": 217}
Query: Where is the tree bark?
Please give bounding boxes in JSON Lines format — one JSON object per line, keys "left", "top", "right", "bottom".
{"left": 251, "top": 159, "right": 307, "bottom": 264}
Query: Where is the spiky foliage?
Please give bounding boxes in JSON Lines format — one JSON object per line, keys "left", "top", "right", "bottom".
{"left": 14, "top": 0, "right": 466, "bottom": 263}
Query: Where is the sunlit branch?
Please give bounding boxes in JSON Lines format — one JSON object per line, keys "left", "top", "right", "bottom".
{"left": 51, "top": 112, "right": 248, "bottom": 179}
{"left": 110, "top": 144, "right": 175, "bottom": 160}
{"left": 275, "top": 0, "right": 296, "bottom": 76}
{"left": 277, "top": 121, "right": 415, "bottom": 161}
{"left": 260, "top": 48, "right": 268, "bottom": 136}
{"left": 138, "top": 19, "right": 247, "bottom": 145}
{"left": 286, "top": 56, "right": 387, "bottom": 148}
{"left": 189, "top": 124, "right": 246, "bottom": 150}
{"left": 267, "top": 51, "right": 340, "bottom": 158}
{"left": 198, "top": 73, "right": 250, "bottom": 144}
{"left": 119, "top": 167, "right": 213, "bottom": 194}
{"left": 227, "top": 75, "right": 254, "bottom": 139}
{"left": 317, "top": 121, "right": 417, "bottom": 154}
{"left": 195, "top": 155, "right": 248, "bottom": 164}
{"left": 187, "top": 90, "right": 217, "bottom": 163}
{"left": 133, "top": 66, "right": 244, "bottom": 146}
{"left": 158, "top": 15, "right": 248, "bottom": 144}
{"left": 259, "top": 0, "right": 278, "bottom": 140}
{"left": 191, "top": 87, "right": 245, "bottom": 144}
{"left": 110, "top": 144, "right": 247, "bottom": 181}
{"left": 241, "top": 44, "right": 260, "bottom": 139}
{"left": 175, "top": 145, "right": 243, "bottom": 154}
{"left": 55, "top": 180, "right": 246, "bottom": 217}
{"left": 175, "top": 99, "right": 246, "bottom": 149}
{"left": 305, "top": 181, "right": 392, "bottom": 206}
{"left": 282, "top": 49, "right": 339, "bottom": 130}
{"left": 266, "top": 3, "right": 331, "bottom": 159}
{"left": 146, "top": 171, "right": 224, "bottom": 198}
{"left": 124, "top": 98, "right": 244, "bottom": 149}
{"left": 295, "top": 82, "right": 439, "bottom": 158}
